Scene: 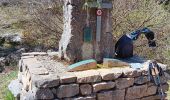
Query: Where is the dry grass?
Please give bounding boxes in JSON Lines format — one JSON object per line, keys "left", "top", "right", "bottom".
{"left": 0, "top": 67, "right": 18, "bottom": 99}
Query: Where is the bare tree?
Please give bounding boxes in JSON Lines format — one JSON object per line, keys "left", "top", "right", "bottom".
{"left": 22, "top": 0, "right": 63, "bottom": 49}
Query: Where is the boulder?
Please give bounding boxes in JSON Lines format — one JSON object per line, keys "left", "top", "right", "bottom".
{"left": 8, "top": 79, "right": 22, "bottom": 98}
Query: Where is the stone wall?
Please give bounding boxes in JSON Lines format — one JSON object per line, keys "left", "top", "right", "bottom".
{"left": 15, "top": 53, "right": 169, "bottom": 100}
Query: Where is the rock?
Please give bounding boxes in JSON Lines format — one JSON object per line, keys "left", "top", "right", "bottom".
{"left": 8, "top": 79, "right": 22, "bottom": 98}
{"left": 158, "top": 63, "right": 167, "bottom": 71}
{"left": 116, "top": 78, "right": 134, "bottom": 89}
{"left": 158, "top": 83, "right": 169, "bottom": 92}
{"left": 160, "top": 76, "right": 168, "bottom": 84}
{"left": 141, "top": 94, "right": 164, "bottom": 100}
{"left": 47, "top": 51, "right": 59, "bottom": 56}
{"left": 125, "top": 84, "right": 147, "bottom": 100}
{"left": 22, "top": 52, "right": 47, "bottom": 56}
{"left": 68, "top": 59, "right": 97, "bottom": 72}
{"left": 32, "top": 74, "right": 60, "bottom": 88}
{"left": 22, "top": 57, "right": 38, "bottom": 71}
{"left": 18, "top": 72, "right": 22, "bottom": 83}
{"left": 134, "top": 76, "right": 149, "bottom": 85}
{"left": 35, "top": 88, "right": 54, "bottom": 100}
{"left": 51, "top": 88, "right": 57, "bottom": 95}
{"left": 112, "top": 89, "right": 125, "bottom": 100}
{"left": 56, "top": 84, "right": 79, "bottom": 98}
{"left": 29, "top": 67, "right": 49, "bottom": 75}
{"left": 64, "top": 95, "right": 96, "bottom": 100}
{"left": 2, "top": 33, "right": 22, "bottom": 43}
{"left": 74, "top": 70, "right": 101, "bottom": 83}
{"left": 103, "top": 58, "right": 130, "bottom": 68}
{"left": 144, "top": 85, "right": 157, "bottom": 97}
{"left": 80, "top": 84, "right": 92, "bottom": 95}
{"left": 0, "top": 57, "right": 5, "bottom": 72}
{"left": 97, "top": 68, "right": 122, "bottom": 81}
{"left": 97, "top": 91, "right": 113, "bottom": 100}
{"left": 59, "top": 72, "right": 77, "bottom": 84}
{"left": 21, "top": 55, "right": 34, "bottom": 59}
{"left": 122, "top": 67, "right": 141, "bottom": 77}
{"left": 111, "top": 68, "right": 123, "bottom": 79}
{"left": 164, "top": 72, "right": 170, "bottom": 80}
{"left": 21, "top": 90, "right": 35, "bottom": 100}
{"left": 74, "top": 95, "right": 96, "bottom": 100}
{"left": 93, "top": 81, "right": 115, "bottom": 92}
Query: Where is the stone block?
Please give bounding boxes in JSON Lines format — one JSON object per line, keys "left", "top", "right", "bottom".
{"left": 141, "top": 94, "right": 165, "bottom": 100}
{"left": 68, "top": 59, "right": 97, "bottom": 72}
{"left": 116, "top": 78, "right": 134, "bottom": 89}
{"left": 97, "top": 69, "right": 115, "bottom": 81}
{"left": 18, "top": 59, "right": 22, "bottom": 72}
{"left": 134, "top": 76, "right": 149, "bottom": 85}
{"left": 158, "top": 83, "right": 169, "bottom": 92}
{"left": 22, "top": 70, "right": 31, "bottom": 91}
{"left": 93, "top": 81, "right": 115, "bottom": 92}
{"left": 29, "top": 67, "right": 49, "bottom": 75}
{"left": 125, "top": 84, "right": 147, "bottom": 100}
{"left": 51, "top": 88, "right": 57, "bottom": 95}
{"left": 64, "top": 95, "right": 96, "bottom": 100}
{"left": 111, "top": 68, "right": 123, "bottom": 79}
{"left": 103, "top": 58, "right": 130, "bottom": 68}
{"left": 97, "top": 68, "right": 122, "bottom": 81}
{"left": 144, "top": 85, "right": 157, "bottom": 97}
{"left": 97, "top": 91, "right": 113, "bottom": 100}
{"left": 112, "top": 89, "right": 125, "bottom": 100}
{"left": 35, "top": 88, "right": 54, "bottom": 100}
{"left": 22, "top": 52, "right": 47, "bottom": 56}
{"left": 122, "top": 67, "right": 141, "bottom": 77}
{"left": 74, "top": 70, "right": 101, "bottom": 83}
{"left": 59, "top": 72, "right": 77, "bottom": 84}
{"left": 80, "top": 84, "right": 92, "bottom": 95}
{"left": 21, "top": 55, "right": 34, "bottom": 59}
{"left": 22, "top": 58, "right": 38, "bottom": 72}
{"left": 32, "top": 74, "right": 59, "bottom": 88}
{"left": 56, "top": 84, "right": 79, "bottom": 98}
{"left": 160, "top": 76, "right": 168, "bottom": 84}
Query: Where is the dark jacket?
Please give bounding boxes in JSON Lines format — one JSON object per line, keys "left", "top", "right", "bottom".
{"left": 115, "top": 34, "right": 133, "bottom": 58}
